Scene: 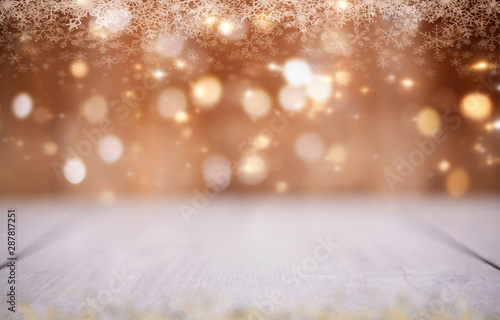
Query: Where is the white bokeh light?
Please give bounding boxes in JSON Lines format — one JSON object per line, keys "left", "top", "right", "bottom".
{"left": 306, "top": 75, "right": 333, "bottom": 102}
{"left": 279, "top": 85, "right": 307, "bottom": 112}
{"left": 12, "top": 93, "right": 33, "bottom": 119}
{"left": 242, "top": 89, "right": 271, "bottom": 119}
{"left": 63, "top": 158, "right": 86, "bottom": 184}
{"left": 283, "top": 58, "right": 312, "bottom": 86}
{"left": 295, "top": 132, "right": 325, "bottom": 163}
{"left": 158, "top": 87, "right": 187, "bottom": 119}
{"left": 98, "top": 135, "right": 123, "bottom": 163}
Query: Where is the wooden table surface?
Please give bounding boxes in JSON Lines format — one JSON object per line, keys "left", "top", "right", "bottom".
{"left": 1, "top": 196, "right": 499, "bottom": 319}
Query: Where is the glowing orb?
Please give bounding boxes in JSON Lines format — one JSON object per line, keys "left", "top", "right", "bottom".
{"left": 203, "top": 155, "right": 231, "bottom": 191}
{"left": 438, "top": 160, "right": 450, "bottom": 172}
{"left": 242, "top": 89, "right": 271, "bottom": 119}
{"left": 446, "top": 167, "right": 469, "bottom": 197}
{"left": 158, "top": 87, "right": 187, "bottom": 119}
{"left": 218, "top": 20, "right": 235, "bottom": 36}
{"left": 471, "top": 61, "right": 489, "bottom": 70}
{"left": 98, "top": 135, "right": 123, "bottom": 163}
{"left": 275, "top": 180, "right": 288, "bottom": 193}
{"left": 295, "top": 132, "right": 325, "bottom": 162}
{"left": 279, "top": 85, "right": 307, "bottom": 112}
{"left": 327, "top": 144, "right": 347, "bottom": 164}
{"left": 192, "top": 76, "right": 222, "bottom": 109}
{"left": 82, "top": 95, "right": 108, "bottom": 124}
{"left": 175, "top": 110, "right": 189, "bottom": 123}
{"left": 401, "top": 78, "right": 414, "bottom": 88}
{"left": 70, "top": 60, "right": 88, "bottom": 78}
{"left": 460, "top": 93, "right": 492, "bottom": 121}
{"left": 252, "top": 133, "right": 272, "bottom": 150}
{"left": 283, "top": 58, "right": 312, "bottom": 86}
{"left": 43, "top": 141, "right": 58, "bottom": 156}
{"left": 64, "top": 158, "right": 86, "bottom": 184}
{"left": 12, "top": 93, "right": 33, "bottom": 119}
{"left": 306, "top": 75, "right": 333, "bottom": 102}
{"left": 238, "top": 155, "right": 268, "bottom": 185}
{"left": 254, "top": 12, "right": 273, "bottom": 32}
{"left": 417, "top": 107, "right": 441, "bottom": 137}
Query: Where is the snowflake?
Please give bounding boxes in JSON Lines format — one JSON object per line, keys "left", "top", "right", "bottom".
{"left": 421, "top": 25, "right": 453, "bottom": 56}
{"left": 384, "top": 74, "right": 396, "bottom": 84}
{"left": 425, "top": 69, "right": 436, "bottom": 78}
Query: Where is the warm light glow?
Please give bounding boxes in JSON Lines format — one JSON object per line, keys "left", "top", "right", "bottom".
{"left": 192, "top": 76, "right": 223, "bottom": 109}
{"left": 327, "top": 144, "right": 347, "bottom": 164}
{"left": 12, "top": 93, "right": 33, "bottom": 119}
{"left": 438, "top": 160, "right": 450, "bottom": 172}
{"left": 254, "top": 12, "right": 273, "bottom": 31}
{"left": 218, "top": 20, "right": 235, "bottom": 36}
{"left": 42, "top": 141, "right": 58, "bottom": 156}
{"left": 336, "top": 0, "right": 350, "bottom": 10}
{"left": 175, "top": 110, "right": 189, "bottom": 123}
{"left": 252, "top": 133, "right": 272, "bottom": 150}
{"left": 242, "top": 89, "right": 272, "bottom": 119}
{"left": 446, "top": 167, "right": 469, "bottom": 197}
{"left": 334, "top": 71, "right": 350, "bottom": 86}
{"left": 417, "top": 107, "right": 441, "bottom": 137}
{"left": 175, "top": 59, "right": 186, "bottom": 69}
{"left": 153, "top": 70, "right": 166, "bottom": 79}
{"left": 275, "top": 180, "right": 288, "bottom": 193}
{"left": 284, "top": 58, "right": 312, "bottom": 86}
{"left": 205, "top": 16, "right": 217, "bottom": 25}
{"left": 460, "top": 92, "right": 492, "bottom": 121}
{"left": 70, "top": 60, "right": 88, "bottom": 78}
{"left": 401, "top": 78, "right": 414, "bottom": 88}
{"left": 238, "top": 155, "right": 268, "bottom": 185}
{"left": 471, "top": 61, "right": 489, "bottom": 70}
{"left": 268, "top": 63, "right": 278, "bottom": 70}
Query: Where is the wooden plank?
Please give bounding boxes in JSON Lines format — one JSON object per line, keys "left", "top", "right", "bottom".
{"left": 0, "top": 197, "right": 499, "bottom": 319}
